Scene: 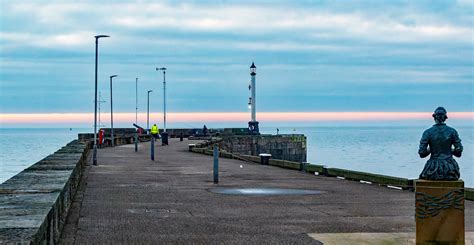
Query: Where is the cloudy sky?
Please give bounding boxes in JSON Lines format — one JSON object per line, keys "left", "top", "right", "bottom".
{"left": 0, "top": 0, "right": 472, "bottom": 126}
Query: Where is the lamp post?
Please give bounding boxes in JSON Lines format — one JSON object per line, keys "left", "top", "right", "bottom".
{"left": 93, "top": 34, "right": 109, "bottom": 166}
{"left": 135, "top": 77, "right": 138, "bottom": 124}
{"left": 147, "top": 90, "right": 153, "bottom": 133}
{"left": 156, "top": 67, "right": 167, "bottom": 132}
{"left": 248, "top": 62, "right": 259, "bottom": 134}
{"left": 110, "top": 75, "right": 117, "bottom": 147}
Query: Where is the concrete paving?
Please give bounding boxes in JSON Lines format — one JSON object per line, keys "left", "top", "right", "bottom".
{"left": 60, "top": 138, "right": 474, "bottom": 244}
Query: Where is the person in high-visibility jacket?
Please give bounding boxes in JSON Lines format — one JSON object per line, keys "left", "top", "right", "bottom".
{"left": 151, "top": 124, "right": 159, "bottom": 141}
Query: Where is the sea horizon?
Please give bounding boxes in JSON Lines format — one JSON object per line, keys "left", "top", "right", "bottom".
{"left": 1, "top": 125, "right": 472, "bottom": 187}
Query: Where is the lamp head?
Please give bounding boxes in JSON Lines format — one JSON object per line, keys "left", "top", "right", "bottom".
{"left": 156, "top": 67, "right": 166, "bottom": 71}
{"left": 110, "top": 75, "right": 118, "bottom": 78}
{"left": 250, "top": 62, "right": 256, "bottom": 75}
{"left": 95, "top": 35, "right": 110, "bottom": 39}
{"left": 148, "top": 90, "right": 153, "bottom": 93}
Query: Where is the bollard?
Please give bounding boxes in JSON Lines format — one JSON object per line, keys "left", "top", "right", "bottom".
{"left": 258, "top": 153, "right": 271, "bottom": 165}
{"left": 180, "top": 133, "right": 183, "bottom": 141}
{"left": 134, "top": 133, "right": 138, "bottom": 152}
{"left": 150, "top": 137, "right": 155, "bottom": 161}
{"left": 213, "top": 144, "right": 219, "bottom": 184}
{"left": 161, "top": 132, "right": 169, "bottom": 146}
{"left": 93, "top": 144, "right": 98, "bottom": 165}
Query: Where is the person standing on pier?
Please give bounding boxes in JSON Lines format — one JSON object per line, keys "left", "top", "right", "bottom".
{"left": 418, "top": 107, "right": 463, "bottom": 180}
{"left": 151, "top": 124, "right": 159, "bottom": 141}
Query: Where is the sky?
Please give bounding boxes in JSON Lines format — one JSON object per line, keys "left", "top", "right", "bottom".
{"left": 0, "top": 0, "right": 473, "bottom": 127}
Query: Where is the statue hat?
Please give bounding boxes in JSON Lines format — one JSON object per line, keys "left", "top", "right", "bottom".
{"left": 433, "top": 106, "right": 447, "bottom": 118}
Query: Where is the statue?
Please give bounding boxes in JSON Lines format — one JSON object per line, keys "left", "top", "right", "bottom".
{"left": 418, "top": 107, "right": 463, "bottom": 180}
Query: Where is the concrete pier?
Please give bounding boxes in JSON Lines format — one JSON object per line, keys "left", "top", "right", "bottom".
{"left": 57, "top": 138, "right": 474, "bottom": 244}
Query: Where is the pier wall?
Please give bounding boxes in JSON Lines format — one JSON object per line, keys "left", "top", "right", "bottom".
{"left": 0, "top": 131, "right": 161, "bottom": 244}
{"left": 165, "top": 127, "right": 250, "bottom": 137}
{"left": 190, "top": 140, "right": 474, "bottom": 201}
{"left": 0, "top": 140, "right": 89, "bottom": 244}
{"left": 219, "top": 134, "right": 307, "bottom": 163}
{"left": 79, "top": 127, "right": 253, "bottom": 142}
{"left": 78, "top": 130, "right": 151, "bottom": 148}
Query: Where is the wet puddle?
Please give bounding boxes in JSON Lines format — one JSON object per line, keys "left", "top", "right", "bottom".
{"left": 208, "top": 187, "right": 324, "bottom": 195}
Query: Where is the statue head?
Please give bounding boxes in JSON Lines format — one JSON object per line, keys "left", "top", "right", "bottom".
{"left": 432, "top": 106, "right": 448, "bottom": 123}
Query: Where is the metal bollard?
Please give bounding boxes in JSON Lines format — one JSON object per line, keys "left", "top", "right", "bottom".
{"left": 134, "top": 133, "right": 138, "bottom": 152}
{"left": 213, "top": 144, "right": 219, "bottom": 184}
{"left": 93, "top": 144, "right": 98, "bottom": 165}
{"left": 151, "top": 137, "right": 155, "bottom": 161}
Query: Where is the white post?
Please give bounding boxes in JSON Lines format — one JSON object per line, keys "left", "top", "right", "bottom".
{"left": 251, "top": 72, "right": 256, "bottom": 122}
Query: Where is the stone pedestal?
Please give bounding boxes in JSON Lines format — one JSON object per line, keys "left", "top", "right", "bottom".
{"left": 415, "top": 180, "right": 464, "bottom": 245}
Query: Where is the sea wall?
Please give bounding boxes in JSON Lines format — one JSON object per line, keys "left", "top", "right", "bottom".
{"left": 166, "top": 127, "right": 250, "bottom": 137}
{"left": 79, "top": 127, "right": 251, "bottom": 142}
{"left": 219, "top": 134, "right": 307, "bottom": 163}
{"left": 78, "top": 130, "right": 151, "bottom": 148}
{"left": 0, "top": 140, "right": 89, "bottom": 244}
{"left": 190, "top": 142, "right": 474, "bottom": 201}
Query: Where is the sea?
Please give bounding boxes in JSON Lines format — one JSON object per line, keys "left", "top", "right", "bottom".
{"left": 0, "top": 126, "right": 472, "bottom": 187}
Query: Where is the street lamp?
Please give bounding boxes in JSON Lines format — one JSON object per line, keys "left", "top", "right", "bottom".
{"left": 147, "top": 90, "right": 153, "bottom": 133}
{"left": 156, "top": 67, "right": 167, "bottom": 132}
{"left": 110, "top": 75, "right": 118, "bottom": 147}
{"left": 93, "top": 34, "right": 109, "bottom": 166}
{"left": 135, "top": 77, "right": 138, "bottom": 124}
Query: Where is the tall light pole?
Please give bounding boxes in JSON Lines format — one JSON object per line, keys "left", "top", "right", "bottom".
{"left": 93, "top": 34, "right": 109, "bottom": 166}
{"left": 248, "top": 62, "right": 259, "bottom": 134}
{"left": 147, "top": 90, "right": 153, "bottom": 133}
{"left": 110, "top": 75, "right": 118, "bottom": 147}
{"left": 156, "top": 67, "right": 167, "bottom": 132}
{"left": 135, "top": 77, "right": 138, "bottom": 124}
{"left": 98, "top": 92, "right": 106, "bottom": 128}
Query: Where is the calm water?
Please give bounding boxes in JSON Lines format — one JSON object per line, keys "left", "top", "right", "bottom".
{"left": 0, "top": 128, "right": 81, "bottom": 184}
{"left": 0, "top": 126, "right": 472, "bottom": 187}
{"left": 260, "top": 126, "right": 473, "bottom": 187}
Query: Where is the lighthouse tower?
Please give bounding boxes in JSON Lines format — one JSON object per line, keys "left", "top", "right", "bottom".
{"left": 248, "top": 62, "right": 259, "bottom": 134}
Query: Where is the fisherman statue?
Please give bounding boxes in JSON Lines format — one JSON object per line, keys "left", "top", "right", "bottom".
{"left": 418, "top": 107, "right": 463, "bottom": 180}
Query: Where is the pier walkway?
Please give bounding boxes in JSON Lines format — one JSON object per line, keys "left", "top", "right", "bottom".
{"left": 60, "top": 138, "right": 474, "bottom": 244}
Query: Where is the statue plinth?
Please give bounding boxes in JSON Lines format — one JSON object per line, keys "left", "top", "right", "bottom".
{"left": 415, "top": 180, "right": 464, "bottom": 245}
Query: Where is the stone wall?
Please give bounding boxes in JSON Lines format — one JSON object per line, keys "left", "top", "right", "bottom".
{"left": 79, "top": 127, "right": 253, "bottom": 142}
{"left": 219, "top": 134, "right": 307, "bottom": 162}
{"left": 0, "top": 140, "right": 89, "bottom": 244}
{"left": 78, "top": 132, "right": 151, "bottom": 148}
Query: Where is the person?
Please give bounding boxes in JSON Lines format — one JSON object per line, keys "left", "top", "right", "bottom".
{"left": 418, "top": 107, "right": 463, "bottom": 180}
{"left": 151, "top": 124, "right": 159, "bottom": 141}
{"left": 98, "top": 129, "right": 105, "bottom": 147}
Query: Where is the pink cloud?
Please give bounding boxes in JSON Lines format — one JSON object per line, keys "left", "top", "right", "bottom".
{"left": 1, "top": 112, "right": 472, "bottom": 125}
